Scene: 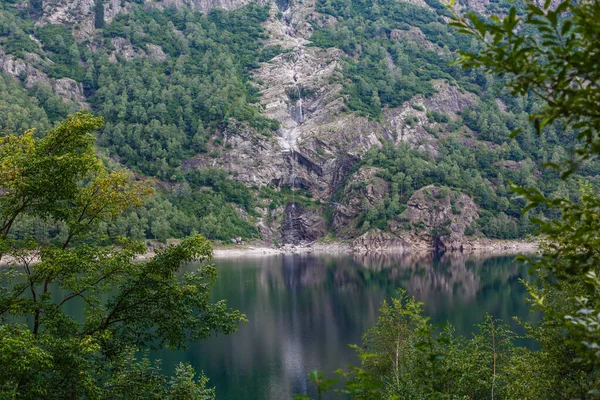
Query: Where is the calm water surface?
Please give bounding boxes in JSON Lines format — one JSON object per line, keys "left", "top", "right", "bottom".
{"left": 154, "top": 253, "right": 535, "bottom": 400}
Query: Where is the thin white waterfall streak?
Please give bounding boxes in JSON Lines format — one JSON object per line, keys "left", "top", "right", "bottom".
{"left": 295, "top": 84, "right": 304, "bottom": 123}
{"left": 275, "top": 1, "right": 307, "bottom": 225}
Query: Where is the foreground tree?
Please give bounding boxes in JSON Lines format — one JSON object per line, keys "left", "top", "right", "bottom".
{"left": 0, "top": 112, "right": 246, "bottom": 398}
{"left": 450, "top": 0, "right": 600, "bottom": 371}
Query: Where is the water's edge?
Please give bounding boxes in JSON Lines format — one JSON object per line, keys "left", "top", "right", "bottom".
{"left": 211, "top": 239, "right": 538, "bottom": 258}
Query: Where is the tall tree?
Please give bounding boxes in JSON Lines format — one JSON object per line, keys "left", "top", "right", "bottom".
{"left": 450, "top": 0, "right": 600, "bottom": 367}
{"left": 0, "top": 113, "right": 246, "bottom": 398}
{"left": 94, "top": 0, "right": 104, "bottom": 29}
{"left": 29, "top": 0, "right": 43, "bottom": 19}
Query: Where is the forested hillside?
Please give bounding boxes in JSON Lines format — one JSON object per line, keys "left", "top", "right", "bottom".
{"left": 1, "top": 0, "right": 597, "bottom": 247}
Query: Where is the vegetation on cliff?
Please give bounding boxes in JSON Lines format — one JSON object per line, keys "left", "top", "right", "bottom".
{"left": 298, "top": 0, "right": 600, "bottom": 397}
{"left": 4, "top": 0, "right": 599, "bottom": 243}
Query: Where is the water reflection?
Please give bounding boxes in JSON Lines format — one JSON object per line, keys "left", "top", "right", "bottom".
{"left": 155, "top": 253, "right": 535, "bottom": 400}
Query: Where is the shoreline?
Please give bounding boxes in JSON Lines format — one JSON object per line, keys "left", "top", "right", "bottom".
{"left": 0, "top": 239, "right": 539, "bottom": 265}
{"left": 211, "top": 239, "right": 539, "bottom": 258}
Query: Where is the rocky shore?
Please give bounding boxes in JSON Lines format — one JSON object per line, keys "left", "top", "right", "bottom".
{"left": 211, "top": 238, "right": 538, "bottom": 258}
{"left": 0, "top": 238, "right": 538, "bottom": 266}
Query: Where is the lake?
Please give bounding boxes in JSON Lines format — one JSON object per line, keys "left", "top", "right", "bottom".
{"left": 153, "top": 252, "right": 536, "bottom": 400}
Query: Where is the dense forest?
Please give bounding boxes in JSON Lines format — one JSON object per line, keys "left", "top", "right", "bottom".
{"left": 0, "top": 2, "right": 277, "bottom": 242}
{"left": 310, "top": 0, "right": 600, "bottom": 239}
{"left": 1, "top": 0, "right": 599, "bottom": 243}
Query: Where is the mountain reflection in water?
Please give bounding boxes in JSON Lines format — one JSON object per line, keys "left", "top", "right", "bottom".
{"left": 154, "top": 253, "right": 535, "bottom": 400}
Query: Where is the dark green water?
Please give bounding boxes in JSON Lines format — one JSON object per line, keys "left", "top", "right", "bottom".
{"left": 153, "top": 253, "right": 536, "bottom": 400}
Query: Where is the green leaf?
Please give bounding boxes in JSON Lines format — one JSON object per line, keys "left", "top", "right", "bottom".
{"left": 561, "top": 20, "right": 572, "bottom": 35}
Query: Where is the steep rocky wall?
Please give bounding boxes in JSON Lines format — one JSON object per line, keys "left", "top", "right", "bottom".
{"left": 401, "top": 185, "right": 479, "bottom": 251}
{"left": 332, "top": 166, "right": 389, "bottom": 239}
{"left": 150, "top": 0, "right": 269, "bottom": 14}
{"left": 281, "top": 203, "right": 326, "bottom": 245}
{"left": 8, "top": 0, "right": 497, "bottom": 250}
{"left": 39, "top": 0, "right": 268, "bottom": 39}
{"left": 180, "top": 0, "right": 484, "bottom": 246}
{"left": 352, "top": 186, "right": 479, "bottom": 252}
{"left": 0, "top": 49, "right": 86, "bottom": 109}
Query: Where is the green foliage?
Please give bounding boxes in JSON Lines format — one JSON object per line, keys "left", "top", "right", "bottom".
{"left": 93, "top": 4, "right": 278, "bottom": 179}
{"left": 0, "top": 113, "right": 246, "bottom": 398}
{"left": 29, "top": 0, "right": 43, "bottom": 19}
{"left": 311, "top": 0, "right": 472, "bottom": 118}
{"left": 0, "top": 9, "right": 37, "bottom": 57}
{"left": 299, "top": 291, "right": 531, "bottom": 399}
{"left": 0, "top": 3, "right": 284, "bottom": 241}
{"left": 356, "top": 140, "right": 548, "bottom": 238}
{"left": 185, "top": 168, "right": 254, "bottom": 212}
{"left": 294, "top": 371, "right": 339, "bottom": 400}
{"left": 451, "top": 0, "right": 600, "bottom": 177}
{"left": 301, "top": 289, "right": 600, "bottom": 399}
{"left": 102, "top": 351, "right": 216, "bottom": 399}
{"left": 34, "top": 24, "right": 86, "bottom": 80}
{"left": 259, "top": 44, "right": 289, "bottom": 62}
{"left": 301, "top": 2, "right": 600, "bottom": 398}
{"left": 98, "top": 167, "right": 261, "bottom": 243}
{"left": 95, "top": 0, "right": 105, "bottom": 29}
{"left": 0, "top": 73, "right": 74, "bottom": 134}
{"left": 309, "top": 0, "right": 599, "bottom": 240}
{"left": 452, "top": 0, "right": 600, "bottom": 369}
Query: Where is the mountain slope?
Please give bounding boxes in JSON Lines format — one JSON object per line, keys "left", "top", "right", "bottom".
{"left": 1, "top": 0, "right": 596, "bottom": 249}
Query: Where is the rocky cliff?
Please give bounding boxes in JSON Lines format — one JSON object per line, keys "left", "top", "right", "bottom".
{"left": 352, "top": 186, "right": 479, "bottom": 252}
{"left": 183, "top": 0, "right": 485, "bottom": 248}
{"left": 0, "top": 0, "right": 536, "bottom": 251}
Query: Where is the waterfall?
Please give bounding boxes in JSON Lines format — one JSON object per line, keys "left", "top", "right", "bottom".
{"left": 290, "top": 150, "right": 296, "bottom": 210}
{"left": 275, "top": 0, "right": 306, "bottom": 244}
{"left": 295, "top": 83, "right": 304, "bottom": 124}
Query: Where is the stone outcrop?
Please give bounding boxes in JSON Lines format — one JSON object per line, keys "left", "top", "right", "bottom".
{"left": 400, "top": 185, "right": 479, "bottom": 251}
{"left": 390, "top": 27, "right": 441, "bottom": 53}
{"left": 108, "top": 38, "right": 167, "bottom": 63}
{"left": 0, "top": 50, "right": 87, "bottom": 109}
{"left": 52, "top": 78, "right": 87, "bottom": 108}
{"left": 425, "top": 81, "right": 477, "bottom": 116}
{"left": 281, "top": 203, "right": 326, "bottom": 245}
{"left": 352, "top": 186, "right": 479, "bottom": 252}
{"left": 39, "top": 0, "right": 267, "bottom": 39}
{"left": 332, "top": 166, "right": 389, "bottom": 238}
{"left": 0, "top": 49, "right": 49, "bottom": 88}
{"left": 152, "top": 0, "right": 269, "bottom": 14}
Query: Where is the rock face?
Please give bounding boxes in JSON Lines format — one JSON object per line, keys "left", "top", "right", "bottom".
{"left": 425, "top": 81, "right": 477, "bottom": 116}
{"left": 52, "top": 78, "right": 87, "bottom": 108}
{"left": 332, "top": 166, "right": 389, "bottom": 239}
{"left": 8, "top": 0, "right": 497, "bottom": 251}
{"left": 352, "top": 186, "right": 479, "bottom": 252}
{"left": 282, "top": 203, "right": 326, "bottom": 245}
{"left": 401, "top": 185, "right": 479, "bottom": 251}
{"left": 0, "top": 50, "right": 48, "bottom": 87}
{"left": 0, "top": 50, "right": 86, "bottom": 109}
{"left": 154, "top": 0, "right": 269, "bottom": 13}
{"left": 40, "top": 0, "right": 267, "bottom": 38}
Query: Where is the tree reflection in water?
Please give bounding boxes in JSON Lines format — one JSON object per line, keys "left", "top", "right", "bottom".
{"left": 155, "top": 253, "right": 534, "bottom": 400}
